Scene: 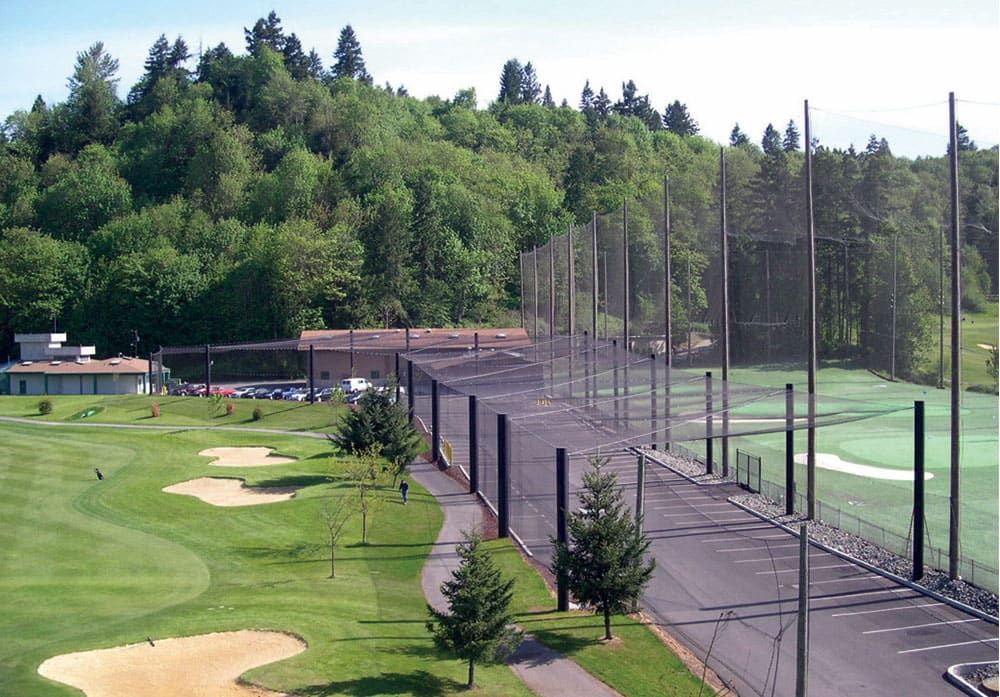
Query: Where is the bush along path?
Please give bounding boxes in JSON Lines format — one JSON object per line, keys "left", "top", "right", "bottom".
{"left": 410, "top": 459, "right": 622, "bottom": 697}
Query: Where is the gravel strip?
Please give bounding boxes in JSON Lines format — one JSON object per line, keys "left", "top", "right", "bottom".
{"left": 732, "top": 492, "right": 999, "bottom": 618}
{"left": 641, "top": 447, "right": 733, "bottom": 485}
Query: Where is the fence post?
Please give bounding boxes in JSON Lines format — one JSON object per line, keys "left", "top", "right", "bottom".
{"left": 705, "top": 371, "right": 713, "bottom": 474}
{"left": 636, "top": 452, "right": 646, "bottom": 524}
{"left": 406, "top": 359, "right": 414, "bottom": 425}
{"left": 349, "top": 328, "right": 355, "bottom": 377}
{"left": 556, "top": 447, "right": 569, "bottom": 611}
{"left": 913, "top": 400, "right": 925, "bottom": 581}
{"left": 309, "top": 344, "right": 315, "bottom": 403}
{"left": 394, "top": 352, "right": 401, "bottom": 404}
{"left": 796, "top": 522, "right": 810, "bottom": 697}
{"left": 469, "top": 395, "right": 478, "bottom": 495}
{"left": 613, "top": 339, "right": 620, "bottom": 431}
{"left": 786, "top": 383, "right": 795, "bottom": 515}
{"left": 650, "top": 354, "right": 657, "bottom": 450}
{"left": 431, "top": 379, "right": 440, "bottom": 463}
{"left": 204, "top": 344, "right": 211, "bottom": 397}
{"left": 147, "top": 352, "right": 154, "bottom": 395}
{"left": 498, "top": 413, "right": 510, "bottom": 538}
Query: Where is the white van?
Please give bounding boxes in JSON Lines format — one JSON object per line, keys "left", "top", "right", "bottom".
{"left": 340, "top": 378, "right": 371, "bottom": 394}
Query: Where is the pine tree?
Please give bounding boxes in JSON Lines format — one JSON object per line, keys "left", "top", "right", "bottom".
{"left": 542, "top": 85, "right": 555, "bottom": 108}
{"left": 244, "top": 11, "right": 285, "bottom": 56}
{"left": 579, "top": 80, "right": 594, "bottom": 111}
{"left": 761, "top": 123, "right": 783, "bottom": 156}
{"left": 593, "top": 87, "right": 611, "bottom": 120}
{"left": 614, "top": 79, "right": 639, "bottom": 116}
{"left": 332, "top": 24, "right": 371, "bottom": 83}
{"left": 282, "top": 33, "right": 311, "bottom": 80}
{"left": 783, "top": 119, "right": 800, "bottom": 152}
{"left": 427, "top": 531, "right": 522, "bottom": 689}
{"left": 306, "top": 49, "right": 324, "bottom": 79}
{"left": 519, "top": 62, "right": 541, "bottom": 104}
{"left": 662, "top": 100, "right": 699, "bottom": 136}
{"left": 730, "top": 123, "right": 750, "bottom": 147}
{"left": 497, "top": 58, "right": 523, "bottom": 104}
{"left": 552, "top": 456, "right": 655, "bottom": 640}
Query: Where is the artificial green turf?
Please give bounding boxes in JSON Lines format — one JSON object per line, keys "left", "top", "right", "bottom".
{"left": 919, "top": 304, "right": 999, "bottom": 390}
{"left": 0, "top": 394, "right": 345, "bottom": 433}
{"left": 485, "top": 540, "right": 707, "bottom": 697}
{"left": 0, "top": 423, "right": 533, "bottom": 696}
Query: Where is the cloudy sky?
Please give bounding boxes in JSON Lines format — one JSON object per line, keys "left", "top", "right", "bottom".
{"left": 2, "top": 0, "right": 997, "bottom": 155}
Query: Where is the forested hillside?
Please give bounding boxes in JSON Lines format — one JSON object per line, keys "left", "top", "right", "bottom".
{"left": 1, "top": 12, "right": 995, "bottom": 383}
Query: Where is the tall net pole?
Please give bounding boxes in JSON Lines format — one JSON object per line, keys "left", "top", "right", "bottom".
{"left": 519, "top": 252, "right": 525, "bottom": 329}
{"left": 623, "top": 198, "right": 630, "bottom": 350}
{"left": 948, "top": 91, "right": 961, "bottom": 580}
{"left": 664, "top": 175, "right": 673, "bottom": 449}
{"left": 804, "top": 100, "right": 818, "bottom": 521}
{"left": 592, "top": 211, "right": 599, "bottom": 342}
{"left": 533, "top": 247, "right": 539, "bottom": 339}
{"left": 720, "top": 148, "right": 731, "bottom": 477}
{"left": 567, "top": 223, "right": 575, "bottom": 337}
{"left": 548, "top": 239, "right": 555, "bottom": 340}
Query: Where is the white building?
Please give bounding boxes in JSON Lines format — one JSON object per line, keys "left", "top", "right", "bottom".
{"left": 3, "top": 333, "right": 150, "bottom": 396}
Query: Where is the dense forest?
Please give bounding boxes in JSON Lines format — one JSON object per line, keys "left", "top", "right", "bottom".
{"left": 1, "top": 12, "right": 996, "bottom": 383}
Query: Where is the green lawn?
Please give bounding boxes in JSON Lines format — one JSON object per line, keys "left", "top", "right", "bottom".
{"left": 0, "top": 394, "right": 345, "bottom": 433}
{"left": 0, "top": 423, "right": 533, "bottom": 696}
{"left": 487, "top": 541, "right": 706, "bottom": 697}
{"left": 919, "top": 303, "right": 999, "bottom": 391}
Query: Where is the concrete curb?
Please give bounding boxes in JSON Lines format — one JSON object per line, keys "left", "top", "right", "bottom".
{"left": 945, "top": 662, "right": 997, "bottom": 697}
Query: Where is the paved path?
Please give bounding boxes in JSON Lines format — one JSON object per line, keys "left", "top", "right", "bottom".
{"left": 410, "top": 460, "right": 621, "bottom": 697}
{"left": 0, "top": 415, "right": 331, "bottom": 438}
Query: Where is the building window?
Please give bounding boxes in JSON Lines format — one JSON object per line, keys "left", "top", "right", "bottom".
{"left": 370, "top": 370, "right": 380, "bottom": 380}
{"left": 320, "top": 371, "right": 330, "bottom": 380}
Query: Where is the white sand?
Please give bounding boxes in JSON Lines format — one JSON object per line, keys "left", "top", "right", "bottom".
{"left": 38, "top": 630, "right": 305, "bottom": 697}
{"left": 163, "top": 477, "right": 298, "bottom": 506}
{"left": 794, "top": 452, "right": 934, "bottom": 481}
{"left": 199, "top": 447, "right": 297, "bottom": 467}
{"left": 976, "top": 343, "right": 996, "bottom": 351}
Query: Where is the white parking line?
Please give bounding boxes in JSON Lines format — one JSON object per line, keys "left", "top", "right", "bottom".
{"left": 660, "top": 511, "right": 746, "bottom": 518}
{"left": 898, "top": 638, "right": 998, "bottom": 655}
{"left": 653, "top": 502, "right": 732, "bottom": 510}
{"left": 790, "top": 575, "right": 875, "bottom": 587}
{"left": 717, "top": 543, "right": 800, "bottom": 552}
{"left": 734, "top": 554, "right": 827, "bottom": 563}
{"left": 831, "top": 603, "right": 944, "bottom": 617}
{"left": 752, "top": 534, "right": 791, "bottom": 540}
{"left": 756, "top": 563, "right": 854, "bottom": 575}
{"left": 815, "top": 587, "right": 912, "bottom": 600}
{"left": 864, "top": 618, "right": 981, "bottom": 634}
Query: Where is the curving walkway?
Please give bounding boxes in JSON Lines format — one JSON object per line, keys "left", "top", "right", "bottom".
{"left": 410, "top": 460, "right": 621, "bottom": 697}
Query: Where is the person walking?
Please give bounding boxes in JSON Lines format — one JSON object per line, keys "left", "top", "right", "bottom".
{"left": 95, "top": 468, "right": 104, "bottom": 481}
{"left": 399, "top": 479, "right": 409, "bottom": 505}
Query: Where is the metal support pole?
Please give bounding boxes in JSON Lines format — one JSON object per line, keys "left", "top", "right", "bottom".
{"left": 533, "top": 247, "right": 539, "bottom": 339}
{"left": 705, "top": 371, "right": 713, "bottom": 474}
{"left": 592, "top": 212, "right": 599, "bottom": 342}
{"left": 568, "top": 222, "right": 575, "bottom": 337}
{"left": 948, "top": 91, "right": 961, "bottom": 580}
{"left": 664, "top": 175, "right": 672, "bottom": 366}
{"left": 786, "top": 383, "right": 795, "bottom": 515}
{"left": 650, "top": 354, "right": 657, "bottom": 450}
{"left": 556, "top": 447, "right": 569, "bottom": 611}
{"left": 891, "top": 232, "right": 898, "bottom": 380}
{"left": 349, "top": 329, "right": 355, "bottom": 376}
{"left": 147, "top": 352, "right": 154, "bottom": 395}
{"left": 913, "top": 400, "right": 925, "bottom": 581}
{"left": 474, "top": 331, "right": 479, "bottom": 377}
{"left": 204, "top": 344, "right": 211, "bottom": 397}
{"left": 613, "top": 339, "right": 620, "bottom": 431}
{"left": 548, "top": 238, "right": 555, "bottom": 339}
{"left": 406, "top": 359, "right": 415, "bottom": 425}
{"left": 469, "top": 395, "right": 479, "bottom": 495}
{"left": 394, "top": 352, "right": 401, "bottom": 404}
{"left": 431, "top": 379, "right": 440, "bottom": 463}
{"left": 309, "top": 344, "right": 315, "bottom": 403}
{"left": 720, "top": 147, "right": 731, "bottom": 478}
{"left": 804, "top": 99, "right": 818, "bottom": 521}
{"left": 636, "top": 452, "right": 646, "bottom": 524}
{"left": 498, "top": 413, "right": 510, "bottom": 538}
{"left": 158, "top": 346, "right": 164, "bottom": 393}
{"left": 519, "top": 252, "right": 525, "bottom": 329}
{"left": 584, "top": 330, "right": 590, "bottom": 403}
{"left": 796, "top": 522, "right": 810, "bottom": 697}
{"left": 623, "top": 197, "right": 630, "bottom": 351}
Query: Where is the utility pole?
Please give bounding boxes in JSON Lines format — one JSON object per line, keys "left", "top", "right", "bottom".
{"left": 891, "top": 231, "right": 898, "bottom": 380}
{"left": 804, "top": 99, "right": 818, "bottom": 521}
{"left": 948, "top": 92, "right": 961, "bottom": 579}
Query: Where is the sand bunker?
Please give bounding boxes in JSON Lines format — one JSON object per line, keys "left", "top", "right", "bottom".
{"left": 795, "top": 453, "right": 934, "bottom": 481}
{"left": 163, "top": 477, "right": 298, "bottom": 507}
{"left": 199, "top": 447, "right": 297, "bottom": 467}
{"left": 977, "top": 343, "right": 996, "bottom": 351}
{"left": 38, "top": 629, "right": 305, "bottom": 697}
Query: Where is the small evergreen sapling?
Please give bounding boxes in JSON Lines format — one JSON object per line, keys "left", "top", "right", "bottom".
{"left": 427, "top": 531, "right": 521, "bottom": 688}
{"left": 552, "top": 455, "right": 655, "bottom": 641}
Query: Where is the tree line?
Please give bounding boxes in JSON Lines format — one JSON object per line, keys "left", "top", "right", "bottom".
{"left": 0, "top": 11, "right": 995, "bottom": 384}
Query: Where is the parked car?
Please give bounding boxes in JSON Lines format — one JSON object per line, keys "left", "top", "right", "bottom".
{"left": 267, "top": 388, "right": 285, "bottom": 400}
{"left": 288, "top": 388, "right": 309, "bottom": 402}
{"left": 340, "top": 377, "right": 371, "bottom": 394}
{"left": 231, "top": 386, "right": 254, "bottom": 398}
{"left": 319, "top": 387, "right": 334, "bottom": 402}
{"left": 252, "top": 387, "right": 271, "bottom": 399}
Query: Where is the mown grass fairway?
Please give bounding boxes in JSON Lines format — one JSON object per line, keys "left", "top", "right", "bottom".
{"left": 0, "top": 422, "right": 535, "bottom": 696}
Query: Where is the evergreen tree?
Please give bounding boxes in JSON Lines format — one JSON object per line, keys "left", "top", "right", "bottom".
{"left": 579, "top": 80, "right": 594, "bottom": 111}
{"left": 542, "top": 85, "right": 555, "bottom": 108}
{"left": 331, "top": 25, "right": 371, "bottom": 83}
{"left": 614, "top": 79, "right": 639, "bottom": 116}
{"left": 306, "top": 49, "right": 324, "bottom": 79}
{"left": 244, "top": 11, "right": 285, "bottom": 56}
{"left": 497, "top": 58, "right": 523, "bottom": 104}
{"left": 662, "top": 100, "right": 698, "bottom": 136}
{"left": 282, "top": 33, "right": 311, "bottom": 80}
{"left": 427, "top": 531, "right": 522, "bottom": 689}
{"left": 783, "top": 119, "right": 800, "bottom": 152}
{"left": 761, "top": 123, "right": 782, "bottom": 156}
{"left": 396, "top": 85, "right": 409, "bottom": 97}
{"left": 593, "top": 87, "right": 611, "bottom": 120}
{"left": 552, "top": 456, "right": 655, "bottom": 640}
{"left": 519, "top": 62, "right": 542, "bottom": 104}
{"left": 730, "top": 123, "right": 750, "bottom": 147}
{"left": 66, "top": 42, "right": 121, "bottom": 150}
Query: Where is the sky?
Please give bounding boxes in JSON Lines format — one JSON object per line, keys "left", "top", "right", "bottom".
{"left": 2, "top": 0, "right": 998, "bottom": 156}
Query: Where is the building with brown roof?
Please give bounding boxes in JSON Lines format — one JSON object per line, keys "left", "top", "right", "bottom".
{"left": 3, "top": 334, "right": 151, "bottom": 395}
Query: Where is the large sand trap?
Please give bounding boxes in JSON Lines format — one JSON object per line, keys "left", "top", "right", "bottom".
{"left": 199, "top": 447, "right": 297, "bottom": 467}
{"left": 38, "top": 629, "right": 305, "bottom": 697}
{"left": 163, "top": 477, "right": 298, "bottom": 506}
{"left": 795, "top": 452, "right": 934, "bottom": 481}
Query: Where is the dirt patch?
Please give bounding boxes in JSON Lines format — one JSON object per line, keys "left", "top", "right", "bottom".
{"left": 38, "top": 629, "right": 305, "bottom": 697}
{"left": 199, "top": 447, "right": 297, "bottom": 467}
{"left": 163, "top": 477, "right": 298, "bottom": 507}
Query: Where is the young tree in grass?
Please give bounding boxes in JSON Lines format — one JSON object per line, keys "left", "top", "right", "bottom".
{"left": 552, "top": 455, "right": 655, "bottom": 641}
{"left": 321, "top": 496, "right": 354, "bottom": 577}
{"left": 346, "top": 448, "right": 382, "bottom": 545}
{"left": 427, "top": 531, "right": 521, "bottom": 689}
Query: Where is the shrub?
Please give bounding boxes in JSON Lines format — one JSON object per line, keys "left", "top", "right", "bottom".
{"left": 252, "top": 407, "right": 263, "bottom": 421}
{"left": 225, "top": 401, "right": 235, "bottom": 417}
{"left": 151, "top": 401, "right": 160, "bottom": 418}
{"left": 38, "top": 399, "right": 53, "bottom": 415}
